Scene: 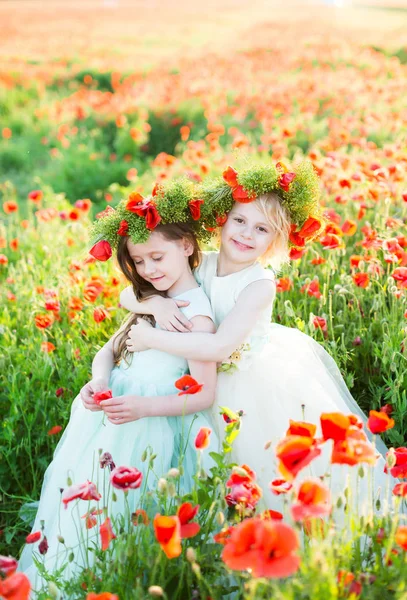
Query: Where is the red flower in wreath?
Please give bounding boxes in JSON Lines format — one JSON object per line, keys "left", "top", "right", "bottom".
{"left": 117, "top": 220, "right": 129, "bottom": 236}
{"left": 279, "top": 172, "right": 296, "bottom": 192}
{"left": 126, "top": 193, "right": 161, "bottom": 230}
{"left": 222, "top": 166, "right": 256, "bottom": 203}
{"left": 189, "top": 199, "right": 204, "bottom": 221}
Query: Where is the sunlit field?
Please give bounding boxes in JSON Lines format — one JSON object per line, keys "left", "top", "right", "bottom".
{"left": 1, "top": 1, "right": 407, "bottom": 598}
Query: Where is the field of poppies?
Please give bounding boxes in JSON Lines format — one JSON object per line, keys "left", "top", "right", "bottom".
{"left": 1, "top": 1, "right": 407, "bottom": 598}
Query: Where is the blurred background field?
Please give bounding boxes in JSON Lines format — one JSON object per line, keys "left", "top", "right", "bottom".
{"left": 1, "top": 0, "right": 407, "bottom": 561}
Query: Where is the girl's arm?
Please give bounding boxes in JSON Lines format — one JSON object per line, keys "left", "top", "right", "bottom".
{"left": 127, "top": 279, "right": 275, "bottom": 363}
{"left": 100, "top": 316, "right": 217, "bottom": 424}
{"left": 120, "top": 285, "right": 192, "bottom": 332}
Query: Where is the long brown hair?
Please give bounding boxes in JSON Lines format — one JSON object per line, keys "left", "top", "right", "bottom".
{"left": 113, "top": 222, "right": 201, "bottom": 364}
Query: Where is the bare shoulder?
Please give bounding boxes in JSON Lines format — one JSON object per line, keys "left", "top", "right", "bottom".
{"left": 238, "top": 278, "right": 276, "bottom": 307}
{"left": 189, "top": 315, "right": 216, "bottom": 333}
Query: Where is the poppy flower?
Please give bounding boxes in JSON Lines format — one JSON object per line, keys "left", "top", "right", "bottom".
{"left": 41, "top": 342, "right": 56, "bottom": 353}
{"left": 28, "top": 190, "right": 43, "bottom": 203}
{"left": 0, "top": 556, "right": 18, "bottom": 576}
{"left": 320, "top": 233, "right": 343, "bottom": 249}
{"left": 38, "top": 536, "right": 48, "bottom": 555}
{"left": 3, "top": 201, "right": 18, "bottom": 214}
{"left": 93, "top": 389, "right": 113, "bottom": 405}
{"left": 126, "top": 195, "right": 161, "bottom": 230}
{"left": 81, "top": 507, "right": 104, "bottom": 529}
{"left": 86, "top": 593, "right": 119, "bottom": 600}
{"left": 261, "top": 509, "right": 283, "bottom": 521}
{"left": 298, "top": 216, "right": 322, "bottom": 240}
{"left": 2, "top": 127, "right": 12, "bottom": 139}
{"left": 392, "top": 483, "right": 407, "bottom": 497}
{"left": 194, "top": 427, "right": 211, "bottom": 450}
{"left": 93, "top": 307, "right": 111, "bottom": 323}
{"left": 223, "top": 166, "right": 239, "bottom": 188}
{"left": 175, "top": 375, "right": 203, "bottom": 395}
{"left": 291, "top": 478, "right": 331, "bottom": 521}
{"left": 214, "top": 526, "right": 235, "bottom": 545}
{"left": 289, "top": 247, "right": 306, "bottom": 260}
{"left": 89, "top": 240, "right": 112, "bottom": 262}
{"left": 47, "top": 425, "right": 62, "bottom": 436}
{"left": 177, "top": 502, "right": 200, "bottom": 538}
{"left": 286, "top": 420, "right": 316, "bottom": 439}
{"left": 392, "top": 267, "right": 407, "bottom": 288}
{"left": 75, "top": 199, "right": 92, "bottom": 212}
{"left": 225, "top": 466, "right": 262, "bottom": 510}
{"left": 0, "top": 572, "right": 31, "bottom": 600}
{"left": 221, "top": 518, "right": 300, "bottom": 579}
{"left": 110, "top": 466, "right": 143, "bottom": 490}
{"left": 341, "top": 219, "right": 357, "bottom": 236}
{"left": 279, "top": 172, "right": 296, "bottom": 192}
{"left": 132, "top": 509, "right": 149, "bottom": 526}
{"left": 216, "top": 213, "right": 228, "bottom": 226}
{"left": 275, "top": 435, "right": 322, "bottom": 481}
{"left": 331, "top": 437, "right": 377, "bottom": 467}
{"left": 395, "top": 526, "right": 407, "bottom": 551}
{"left": 367, "top": 410, "right": 395, "bottom": 434}
{"left": 232, "top": 185, "right": 256, "bottom": 203}
{"left": 117, "top": 220, "right": 129, "bottom": 236}
{"left": 320, "top": 413, "right": 351, "bottom": 442}
{"left": 61, "top": 481, "right": 101, "bottom": 509}
{"left": 153, "top": 514, "right": 182, "bottom": 559}
{"left": 301, "top": 280, "right": 321, "bottom": 299}
{"left": 352, "top": 273, "right": 369, "bottom": 288}
{"left": 384, "top": 447, "right": 407, "bottom": 478}
{"left": 100, "top": 517, "right": 116, "bottom": 551}
{"left": 34, "top": 313, "right": 54, "bottom": 329}
{"left": 276, "top": 277, "right": 292, "bottom": 293}
{"left": 188, "top": 199, "right": 204, "bottom": 221}
{"left": 269, "top": 479, "right": 293, "bottom": 495}
{"left": 312, "top": 316, "right": 327, "bottom": 331}
{"left": 25, "top": 531, "right": 41, "bottom": 544}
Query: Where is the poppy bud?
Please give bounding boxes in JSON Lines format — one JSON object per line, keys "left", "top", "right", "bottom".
{"left": 186, "top": 547, "right": 197, "bottom": 562}
{"left": 148, "top": 586, "right": 164, "bottom": 597}
{"left": 157, "top": 478, "right": 167, "bottom": 493}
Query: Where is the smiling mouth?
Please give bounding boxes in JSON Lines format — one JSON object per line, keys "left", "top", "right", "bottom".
{"left": 150, "top": 276, "right": 165, "bottom": 282}
{"left": 232, "top": 239, "right": 254, "bottom": 251}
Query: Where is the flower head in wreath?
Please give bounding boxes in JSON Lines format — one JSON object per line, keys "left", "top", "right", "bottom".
{"left": 89, "top": 179, "right": 210, "bottom": 261}
{"left": 199, "top": 159, "right": 325, "bottom": 249}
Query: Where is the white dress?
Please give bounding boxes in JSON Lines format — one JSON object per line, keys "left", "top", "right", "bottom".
{"left": 195, "top": 252, "right": 397, "bottom": 515}
{"left": 19, "top": 286, "right": 218, "bottom": 592}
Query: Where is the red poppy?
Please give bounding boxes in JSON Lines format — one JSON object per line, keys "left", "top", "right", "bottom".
{"left": 61, "top": 481, "right": 101, "bottom": 509}
{"left": 291, "top": 478, "right": 331, "bottom": 521}
{"left": 86, "top": 593, "right": 119, "bottom": 600}
{"left": 216, "top": 213, "right": 228, "bottom": 226}
{"left": 93, "top": 307, "right": 111, "bottom": 323}
{"left": 0, "top": 572, "right": 31, "bottom": 600}
{"left": 93, "top": 389, "right": 113, "bottom": 405}
{"left": 47, "top": 425, "right": 62, "bottom": 436}
{"left": 175, "top": 375, "right": 203, "bottom": 395}
{"left": 269, "top": 479, "right": 293, "bottom": 495}
{"left": 320, "top": 233, "right": 343, "bottom": 249}
{"left": 41, "top": 342, "right": 56, "bottom": 353}
{"left": 320, "top": 412, "right": 352, "bottom": 442}
{"left": 341, "top": 219, "right": 357, "bottom": 236}
{"left": 3, "top": 201, "right": 18, "bottom": 214}
{"left": 214, "top": 526, "right": 235, "bottom": 545}
{"left": 261, "top": 509, "right": 283, "bottom": 521}
{"left": 89, "top": 240, "right": 112, "bottom": 262}
{"left": 276, "top": 277, "right": 293, "bottom": 293}
{"left": 221, "top": 518, "right": 300, "bottom": 578}
{"left": 395, "top": 525, "right": 407, "bottom": 551}
{"left": 223, "top": 166, "right": 239, "bottom": 188}
{"left": 126, "top": 194, "right": 161, "bottom": 230}
{"left": 312, "top": 316, "right": 327, "bottom": 331}
{"left": 279, "top": 172, "right": 296, "bottom": 192}
{"left": 392, "top": 483, "right": 407, "bottom": 497}
{"left": 100, "top": 517, "right": 116, "bottom": 551}
{"left": 276, "top": 435, "right": 322, "bottom": 481}
{"left": 385, "top": 447, "right": 407, "bottom": 478}
{"left": 34, "top": 313, "right": 54, "bottom": 329}
{"left": 177, "top": 502, "right": 200, "bottom": 538}
{"left": 188, "top": 199, "right": 204, "bottom": 221}
{"left": 75, "top": 199, "right": 92, "bottom": 212}
{"left": 25, "top": 531, "right": 41, "bottom": 544}
{"left": 289, "top": 247, "right": 306, "bottom": 260}
{"left": 110, "top": 466, "right": 143, "bottom": 490}
{"left": 352, "top": 273, "right": 369, "bottom": 288}
{"left": 0, "top": 556, "right": 18, "bottom": 576}
{"left": 81, "top": 508, "right": 104, "bottom": 529}
{"left": 367, "top": 410, "right": 395, "bottom": 434}
{"left": 392, "top": 267, "right": 407, "bottom": 288}
{"left": 225, "top": 465, "right": 262, "bottom": 510}
{"left": 117, "top": 220, "right": 129, "bottom": 236}
{"left": 194, "top": 427, "right": 212, "bottom": 450}
{"left": 132, "top": 509, "right": 149, "bottom": 526}
{"left": 232, "top": 185, "right": 256, "bottom": 203}
{"left": 153, "top": 514, "right": 182, "bottom": 559}
{"left": 28, "top": 190, "right": 43, "bottom": 203}
{"left": 286, "top": 420, "right": 316, "bottom": 439}
{"left": 301, "top": 280, "right": 321, "bottom": 299}
{"left": 331, "top": 437, "right": 377, "bottom": 467}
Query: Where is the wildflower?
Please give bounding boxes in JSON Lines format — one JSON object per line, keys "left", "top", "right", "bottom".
{"left": 194, "top": 427, "right": 211, "bottom": 450}
{"left": 177, "top": 503, "right": 200, "bottom": 538}
{"left": 132, "top": 509, "right": 149, "bottom": 526}
{"left": 110, "top": 466, "right": 143, "bottom": 490}
{"left": 395, "top": 526, "right": 407, "bottom": 551}
{"left": 175, "top": 375, "right": 203, "bottom": 395}
{"left": 0, "top": 555, "right": 18, "bottom": 576}
{"left": 291, "top": 478, "right": 332, "bottom": 521}
{"left": 286, "top": 420, "right": 316, "bottom": 439}
{"left": 100, "top": 517, "right": 116, "bottom": 551}
{"left": 99, "top": 452, "right": 116, "bottom": 470}
{"left": 352, "top": 273, "right": 369, "bottom": 288}
{"left": 28, "top": 190, "right": 43, "bottom": 203}
{"left": 320, "top": 412, "right": 351, "bottom": 442}
{"left": 61, "top": 481, "right": 101, "bottom": 509}
{"left": 34, "top": 313, "right": 54, "bottom": 329}
{"left": 93, "top": 390, "right": 112, "bottom": 405}
{"left": 189, "top": 199, "right": 204, "bottom": 221}
{"left": 222, "top": 518, "right": 300, "bottom": 578}
{"left": 3, "top": 201, "right": 18, "bottom": 214}
{"left": 384, "top": 447, "right": 407, "bottom": 478}
{"left": 392, "top": 483, "right": 407, "bottom": 497}
{"left": 367, "top": 410, "right": 395, "bottom": 434}
{"left": 89, "top": 240, "right": 112, "bottom": 262}
{"left": 269, "top": 479, "right": 293, "bottom": 495}
{"left": 225, "top": 465, "right": 262, "bottom": 510}
{"left": 81, "top": 508, "right": 103, "bottom": 529}
{"left": 47, "top": 425, "right": 62, "bottom": 436}
{"left": 93, "top": 307, "right": 111, "bottom": 323}
{"left": 25, "top": 531, "right": 41, "bottom": 544}
{"left": 41, "top": 342, "right": 56, "bottom": 353}
{"left": 153, "top": 514, "right": 182, "bottom": 559}
{"left": 0, "top": 572, "right": 31, "bottom": 600}
{"left": 276, "top": 435, "right": 321, "bottom": 481}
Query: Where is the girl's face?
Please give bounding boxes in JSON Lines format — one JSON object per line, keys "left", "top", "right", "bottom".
{"left": 127, "top": 232, "right": 193, "bottom": 295}
{"left": 220, "top": 202, "right": 274, "bottom": 265}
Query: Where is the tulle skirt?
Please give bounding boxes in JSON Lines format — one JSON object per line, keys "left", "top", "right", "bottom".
{"left": 210, "top": 323, "right": 398, "bottom": 517}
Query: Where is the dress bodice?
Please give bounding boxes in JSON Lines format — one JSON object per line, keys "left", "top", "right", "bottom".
{"left": 194, "top": 252, "right": 276, "bottom": 370}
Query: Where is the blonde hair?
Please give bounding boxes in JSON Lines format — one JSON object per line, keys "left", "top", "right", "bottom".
{"left": 255, "top": 193, "right": 291, "bottom": 272}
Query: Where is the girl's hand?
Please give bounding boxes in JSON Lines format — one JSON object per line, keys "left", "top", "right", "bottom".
{"left": 100, "top": 394, "right": 144, "bottom": 424}
{"left": 80, "top": 378, "right": 109, "bottom": 412}
{"left": 126, "top": 318, "right": 154, "bottom": 353}
{"left": 151, "top": 296, "right": 193, "bottom": 332}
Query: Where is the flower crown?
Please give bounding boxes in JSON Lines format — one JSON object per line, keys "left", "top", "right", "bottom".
{"left": 89, "top": 179, "right": 209, "bottom": 261}
{"left": 199, "top": 160, "right": 325, "bottom": 248}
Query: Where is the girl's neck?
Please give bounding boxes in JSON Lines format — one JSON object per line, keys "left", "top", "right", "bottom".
{"left": 216, "top": 249, "right": 256, "bottom": 277}
{"left": 167, "top": 271, "right": 199, "bottom": 298}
